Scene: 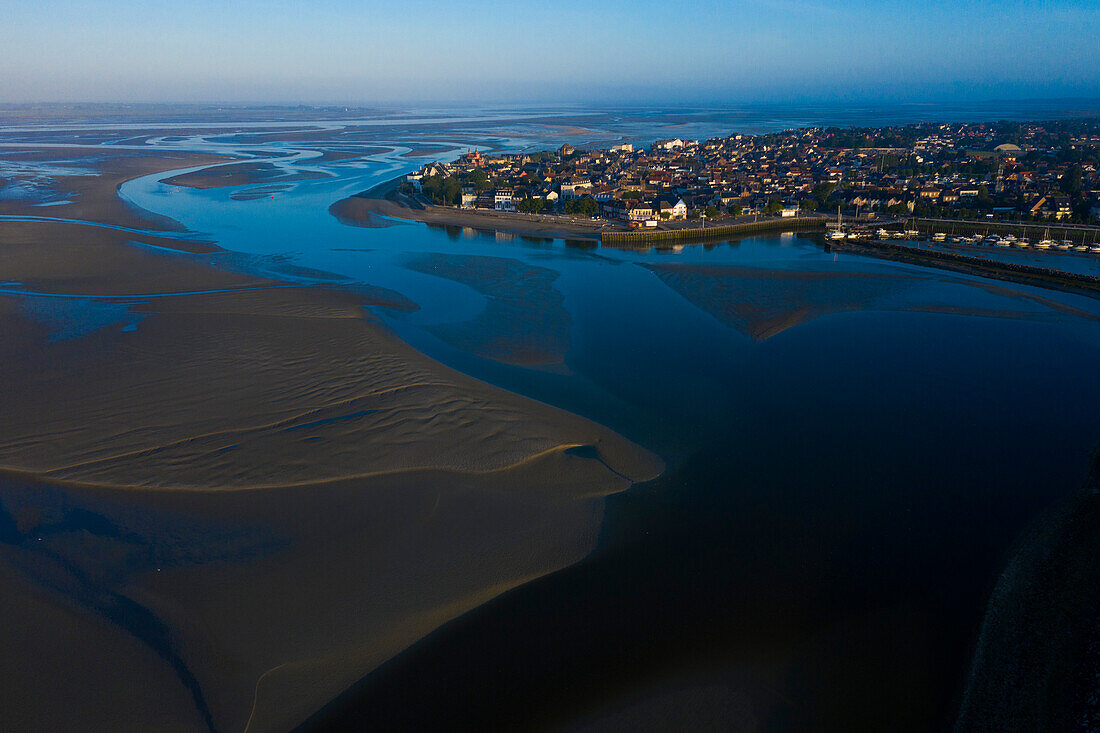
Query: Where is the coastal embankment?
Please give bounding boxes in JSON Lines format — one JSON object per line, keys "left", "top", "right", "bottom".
{"left": 912, "top": 218, "right": 1100, "bottom": 242}
{"left": 330, "top": 176, "right": 609, "bottom": 240}
{"left": 831, "top": 238, "right": 1100, "bottom": 297}
{"left": 330, "top": 175, "right": 827, "bottom": 244}
{"left": 601, "top": 217, "right": 825, "bottom": 246}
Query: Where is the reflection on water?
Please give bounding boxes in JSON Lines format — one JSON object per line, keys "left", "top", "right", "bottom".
{"left": 404, "top": 252, "right": 571, "bottom": 368}
{"left": 5, "top": 106, "right": 1100, "bottom": 730}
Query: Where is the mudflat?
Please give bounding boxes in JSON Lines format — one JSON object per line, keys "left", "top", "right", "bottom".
{"left": 0, "top": 146, "right": 661, "bottom": 731}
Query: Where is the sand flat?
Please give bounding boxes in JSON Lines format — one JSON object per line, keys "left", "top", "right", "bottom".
{"left": 0, "top": 147, "right": 234, "bottom": 230}
{"left": 405, "top": 251, "right": 573, "bottom": 367}
{"left": 161, "top": 161, "right": 328, "bottom": 189}
{"left": 0, "top": 144, "right": 662, "bottom": 732}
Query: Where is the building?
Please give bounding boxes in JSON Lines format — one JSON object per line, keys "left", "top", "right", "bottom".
{"left": 655, "top": 196, "right": 687, "bottom": 219}
{"left": 625, "top": 201, "right": 655, "bottom": 221}
{"left": 493, "top": 188, "right": 514, "bottom": 211}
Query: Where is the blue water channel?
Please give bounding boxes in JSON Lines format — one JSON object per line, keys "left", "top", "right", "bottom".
{"left": 12, "top": 108, "right": 1100, "bottom": 729}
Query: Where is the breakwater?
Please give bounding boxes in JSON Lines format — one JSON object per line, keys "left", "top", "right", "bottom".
{"left": 911, "top": 218, "right": 1100, "bottom": 242}
{"left": 601, "top": 216, "right": 825, "bottom": 245}
{"left": 833, "top": 239, "right": 1100, "bottom": 296}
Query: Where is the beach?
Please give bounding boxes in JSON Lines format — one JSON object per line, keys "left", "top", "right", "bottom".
{"left": 0, "top": 145, "right": 661, "bottom": 731}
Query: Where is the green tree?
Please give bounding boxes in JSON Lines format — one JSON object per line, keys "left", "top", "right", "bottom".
{"left": 1060, "top": 164, "right": 1083, "bottom": 196}
{"left": 812, "top": 182, "right": 836, "bottom": 206}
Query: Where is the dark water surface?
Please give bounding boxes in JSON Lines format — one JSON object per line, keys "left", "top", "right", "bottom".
{"left": 4, "top": 103, "right": 1100, "bottom": 730}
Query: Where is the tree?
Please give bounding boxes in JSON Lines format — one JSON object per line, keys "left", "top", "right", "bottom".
{"left": 765, "top": 199, "right": 783, "bottom": 215}
{"left": 812, "top": 182, "right": 836, "bottom": 206}
{"left": 564, "top": 197, "right": 598, "bottom": 216}
{"left": 466, "top": 168, "right": 493, "bottom": 193}
{"left": 727, "top": 204, "right": 743, "bottom": 217}
{"left": 517, "top": 198, "right": 546, "bottom": 213}
{"left": 705, "top": 205, "right": 719, "bottom": 218}
{"left": 1060, "top": 164, "right": 1083, "bottom": 196}
{"left": 799, "top": 198, "right": 818, "bottom": 212}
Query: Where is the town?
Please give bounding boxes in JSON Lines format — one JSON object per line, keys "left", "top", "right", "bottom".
{"left": 405, "top": 118, "right": 1100, "bottom": 229}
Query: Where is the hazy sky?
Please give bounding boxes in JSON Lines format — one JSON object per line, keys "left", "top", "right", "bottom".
{"left": 2, "top": 0, "right": 1098, "bottom": 104}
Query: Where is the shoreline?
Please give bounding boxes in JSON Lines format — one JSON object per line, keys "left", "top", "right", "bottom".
{"left": 331, "top": 175, "right": 826, "bottom": 243}
{"left": 0, "top": 147, "right": 663, "bottom": 733}
{"left": 330, "top": 175, "right": 610, "bottom": 241}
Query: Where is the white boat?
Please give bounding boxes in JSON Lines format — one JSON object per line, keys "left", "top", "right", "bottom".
{"left": 1003, "top": 235, "right": 1017, "bottom": 242}
{"left": 876, "top": 228, "right": 890, "bottom": 238}
{"left": 1054, "top": 241, "right": 1072, "bottom": 251}
{"left": 995, "top": 240, "right": 1010, "bottom": 247}
{"left": 951, "top": 235, "right": 967, "bottom": 243}
{"left": 827, "top": 207, "right": 845, "bottom": 240}
{"left": 931, "top": 232, "right": 947, "bottom": 241}
{"left": 1033, "top": 240, "right": 1050, "bottom": 249}
{"left": 1091, "top": 245, "right": 1100, "bottom": 254}
{"left": 903, "top": 229, "right": 920, "bottom": 238}
{"left": 1074, "top": 245, "right": 1089, "bottom": 252}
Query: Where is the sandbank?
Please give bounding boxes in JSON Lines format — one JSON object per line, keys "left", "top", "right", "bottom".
{"left": 0, "top": 145, "right": 662, "bottom": 732}
{"left": 161, "top": 161, "right": 328, "bottom": 190}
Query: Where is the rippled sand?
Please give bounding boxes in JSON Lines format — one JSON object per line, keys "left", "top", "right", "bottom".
{"left": 0, "top": 147, "right": 661, "bottom": 732}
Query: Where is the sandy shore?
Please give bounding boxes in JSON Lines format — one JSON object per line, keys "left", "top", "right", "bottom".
{"left": 0, "top": 146, "right": 234, "bottom": 231}
{"left": 161, "top": 161, "right": 327, "bottom": 189}
{"left": 330, "top": 176, "right": 613, "bottom": 241}
{"left": 0, "top": 147, "right": 662, "bottom": 731}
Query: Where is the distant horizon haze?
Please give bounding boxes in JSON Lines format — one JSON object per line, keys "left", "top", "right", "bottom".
{"left": 2, "top": 0, "right": 1098, "bottom": 105}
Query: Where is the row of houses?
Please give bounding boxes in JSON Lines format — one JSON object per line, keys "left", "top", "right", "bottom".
{"left": 405, "top": 118, "right": 1100, "bottom": 223}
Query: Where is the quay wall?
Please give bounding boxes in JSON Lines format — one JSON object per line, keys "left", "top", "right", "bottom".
{"left": 833, "top": 239, "right": 1100, "bottom": 294}
{"left": 601, "top": 217, "right": 825, "bottom": 245}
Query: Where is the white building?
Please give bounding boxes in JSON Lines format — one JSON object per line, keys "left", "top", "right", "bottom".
{"left": 493, "top": 189, "right": 514, "bottom": 211}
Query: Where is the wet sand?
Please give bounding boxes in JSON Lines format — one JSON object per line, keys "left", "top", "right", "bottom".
{"left": 405, "top": 252, "right": 573, "bottom": 367}
{"left": 0, "top": 148, "right": 662, "bottom": 731}
{"left": 0, "top": 147, "right": 233, "bottom": 230}
{"left": 161, "top": 161, "right": 328, "bottom": 189}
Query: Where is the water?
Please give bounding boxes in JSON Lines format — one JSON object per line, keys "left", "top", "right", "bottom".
{"left": 6, "top": 102, "right": 1100, "bottom": 730}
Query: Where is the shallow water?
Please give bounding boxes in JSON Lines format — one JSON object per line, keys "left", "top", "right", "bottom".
{"left": 6, "top": 104, "right": 1100, "bottom": 730}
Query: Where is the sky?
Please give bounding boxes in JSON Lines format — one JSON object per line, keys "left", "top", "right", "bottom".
{"left": 2, "top": 0, "right": 1099, "bottom": 105}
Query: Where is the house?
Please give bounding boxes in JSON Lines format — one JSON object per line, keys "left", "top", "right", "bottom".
{"left": 422, "top": 161, "right": 450, "bottom": 179}
{"left": 561, "top": 178, "right": 591, "bottom": 199}
{"left": 493, "top": 188, "right": 514, "bottom": 211}
{"left": 461, "top": 191, "right": 477, "bottom": 208}
{"left": 780, "top": 205, "right": 799, "bottom": 218}
{"left": 1048, "top": 196, "right": 1073, "bottom": 220}
{"left": 655, "top": 196, "right": 687, "bottom": 219}
{"left": 625, "top": 201, "right": 655, "bottom": 221}
{"left": 654, "top": 138, "right": 685, "bottom": 151}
